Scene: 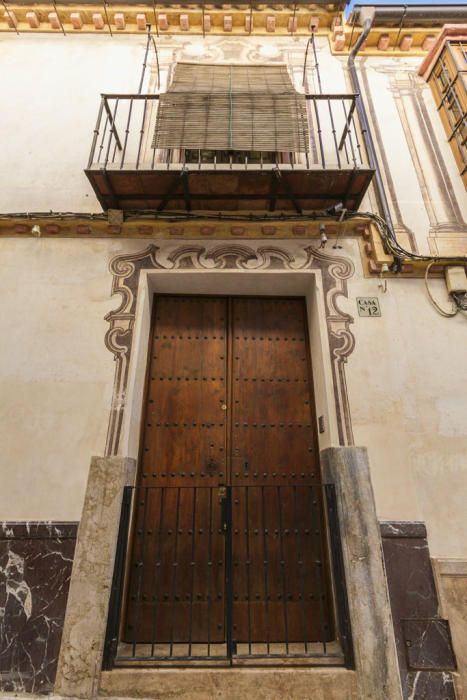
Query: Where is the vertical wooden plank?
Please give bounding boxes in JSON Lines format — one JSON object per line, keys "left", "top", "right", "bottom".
{"left": 231, "top": 297, "right": 332, "bottom": 645}
{"left": 124, "top": 296, "right": 228, "bottom": 645}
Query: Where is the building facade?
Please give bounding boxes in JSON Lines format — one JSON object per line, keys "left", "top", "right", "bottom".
{"left": 0, "top": 2, "right": 466, "bottom": 699}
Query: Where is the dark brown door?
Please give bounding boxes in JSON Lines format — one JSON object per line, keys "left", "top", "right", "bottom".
{"left": 124, "top": 295, "right": 332, "bottom": 648}
{"left": 230, "top": 298, "right": 331, "bottom": 646}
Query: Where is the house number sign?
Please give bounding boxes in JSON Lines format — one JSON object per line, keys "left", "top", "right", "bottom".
{"left": 357, "top": 297, "right": 381, "bottom": 317}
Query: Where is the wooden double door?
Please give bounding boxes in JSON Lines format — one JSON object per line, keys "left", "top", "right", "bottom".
{"left": 124, "top": 295, "right": 333, "bottom": 650}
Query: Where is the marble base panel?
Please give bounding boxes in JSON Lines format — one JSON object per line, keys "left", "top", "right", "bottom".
{"left": 433, "top": 559, "right": 467, "bottom": 699}
{"left": 99, "top": 668, "right": 358, "bottom": 700}
{"left": 380, "top": 521, "right": 458, "bottom": 700}
{"left": 0, "top": 522, "right": 78, "bottom": 695}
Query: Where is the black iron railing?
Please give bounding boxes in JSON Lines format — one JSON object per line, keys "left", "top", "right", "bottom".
{"left": 102, "top": 484, "right": 353, "bottom": 669}
{"left": 88, "top": 93, "right": 368, "bottom": 173}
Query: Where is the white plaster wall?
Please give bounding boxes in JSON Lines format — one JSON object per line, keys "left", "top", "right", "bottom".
{"left": 0, "top": 34, "right": 147, "bottom": 212}
{"left": 0, "top": 34, "right": 366, "bottom": 211}
{"left": 0, "top": 34, "right": 466, "bottom": 552}
{"left": 0, "top": 235, "right": 465, "bottom": 560}
{"left": 341, "top": 238, "right": 467, "bottom": 559}
{"left": 1, "top": 34, "right": 464, "bottom": 250}
{"left": 0, "top": 237, "right": 120, "bottom": 520}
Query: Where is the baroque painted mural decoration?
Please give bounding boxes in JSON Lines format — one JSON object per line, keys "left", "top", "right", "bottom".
{"left": 104, "top": 243, "right": 356, "bottom": 456}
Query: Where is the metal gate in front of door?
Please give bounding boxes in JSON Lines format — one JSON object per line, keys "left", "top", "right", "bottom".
{"left": 102, "top": 484, "right": 354, "bottom": 668}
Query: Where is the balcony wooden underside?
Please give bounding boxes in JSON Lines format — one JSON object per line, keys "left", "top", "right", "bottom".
{"left": 85, "top": 167, "right": 375, "bottom": 213}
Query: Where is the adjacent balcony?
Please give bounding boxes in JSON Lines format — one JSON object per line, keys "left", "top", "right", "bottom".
{"left": 85, "top": 91, "right": 375, "bottom": 214}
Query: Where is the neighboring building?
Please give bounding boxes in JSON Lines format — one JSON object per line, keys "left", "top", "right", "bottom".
{"left": 0, "top": 2, "right": 466, "bottom": 699}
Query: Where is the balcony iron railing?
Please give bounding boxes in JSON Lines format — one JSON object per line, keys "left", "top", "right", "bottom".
{"left": 85, "top": 92, "right": 374, "bottom": 213}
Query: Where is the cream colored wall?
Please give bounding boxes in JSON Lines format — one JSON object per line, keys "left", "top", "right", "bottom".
{"left": 341, "top": 238, "right": 467, "bottom": 559}
{"left": 0, "top": 35, "right": 152, "bottom": 212}
{"left": 0, "top": 34, "right": 356, "bottom": 213}
{"left": 1, "top": 34, "right": 464, "bottom": 243}
{"left": 0, "top": 35, "right": 466, "bottom": 552}
{"left": 0, "top": 238, "right": 117, "bottom": 520}
{"left": 0, "top": 235, "right": 465, "bottom": 561}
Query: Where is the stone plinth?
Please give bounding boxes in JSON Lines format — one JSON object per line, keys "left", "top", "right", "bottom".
{"left": 54, "top": 456, "right": 136, "bottom": 699}
{"left": 321, "top": 447, "right": 403, "bottom": 700}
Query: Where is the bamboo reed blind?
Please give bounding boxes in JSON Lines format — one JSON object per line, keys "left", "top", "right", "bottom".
{"left": 153, "top": 63, "right": 309, "bottom": 152}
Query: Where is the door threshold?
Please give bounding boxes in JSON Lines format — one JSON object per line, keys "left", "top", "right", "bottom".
{"left": 100, "top": 666, "right": 358, "bottom": 700}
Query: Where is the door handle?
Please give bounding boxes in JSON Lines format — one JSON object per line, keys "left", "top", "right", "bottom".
{"left": 218, "top": 486, "right": 229, "bottom": 533}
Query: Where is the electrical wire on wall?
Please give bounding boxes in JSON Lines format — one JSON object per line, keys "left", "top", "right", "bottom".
{"left": 1, "top": 208, "right": 466, "bottom": 320}
{"left": 424, "top": 261, "right": 459, "bottom": 318}
{"left": 349, "top": 210, "right": 467, "bottom": 317}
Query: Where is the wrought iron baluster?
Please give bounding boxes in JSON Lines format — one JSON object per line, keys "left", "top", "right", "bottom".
{"left": 261, "top": 486, "right": 271, "bottom": 655}
{"left": 244, "top": 486, "right": 252, "bottom": 656}
{"left": 293, "top": 485, "right": 309, "bottom": 654}
{"left": 224, "top": 487, "right": 233, "bottom": 664}
{"left": 339, "top": 100, "right": 351, "bottom": 165}
{"left": 89, "top": 97, "right": 105, "bottom": 168}
{"left": 351, "top": 108, "right": 364, "bottom": 166}
{"left": 104, "top": 99, "right": 121, "bottom": 168}
{"left": 110, "top": 98, "right": 121, "bottom": 164}
{"left": 136, "top": 96, "right": 149, "bottom": 170}
{"left": 207, "top": 487, "right": 213, "bottom": 657}
{"left": 132, "top": 486, "right": 149, "bottom": 658}
{"left": 309, "top": 485, "right": 328, "bottom": 654}
{"left": 277, "top": 486, "right": 290, "bottom": 654}
{"left": 151, "top": 104, "right": 157, "bottom": 170}
{"left": 169, "top": 488, "right": 181, "bottom": 658}
{"left": 97, "top": 113, "right": 109, "bottom": 165}
{"left": 120, "top": 97, "right": 134, "bottom": 169}
{"left": 325, "top": 484, "right": 355, "bottom": 668}
{"left": 342, "top": 101, "right": 357, "bottom": 168}
{"left": 102, "top": 486, "right": 132, "bottom": 670}
{"left": 312, "top": 99, "right": 326, "bottom": 168}
{"left": 327, "top": 98, "right": 341, "bottom": 169}
{"left": 187, "top": 487, "right": 197, "bottom": 657}
{"left": 150, "top": 487, "right": 165, "bottom": 657}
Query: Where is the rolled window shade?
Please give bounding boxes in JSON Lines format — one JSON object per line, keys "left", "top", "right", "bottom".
{"left": 153, "top": 63, "right": 309, "bottom": 152}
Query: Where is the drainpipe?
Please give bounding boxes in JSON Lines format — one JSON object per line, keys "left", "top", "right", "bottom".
{"left": 347, "top": 7, "right": 401, "bottom": 268}
{"left": 356, "top": 5, "right": 467, "bottom": 26}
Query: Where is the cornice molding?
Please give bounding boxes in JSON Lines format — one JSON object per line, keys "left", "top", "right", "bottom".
{"left": 418, "top": 23, "right": 467, "bottom": 80}
{"left": 1, "top": 3, "right": 337, "bottom": 34}
{"left": 0, "top": 215, "right": 367, "bottom": 239}
{"left": 0, "top": 3, "right": 457, "bottom": 53}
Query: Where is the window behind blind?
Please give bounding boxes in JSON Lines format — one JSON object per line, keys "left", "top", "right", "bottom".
{"left": 153, "top": 63, "right": 309, "bottom": 153}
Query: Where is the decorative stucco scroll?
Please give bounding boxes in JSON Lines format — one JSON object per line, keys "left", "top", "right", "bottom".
{"left": 104, "top": 243, "right": 355, "bottom": 456}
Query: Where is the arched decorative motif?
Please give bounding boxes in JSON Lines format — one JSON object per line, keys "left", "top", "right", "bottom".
{"left": 104, "top": 244, "right": 355, "bottom": 456}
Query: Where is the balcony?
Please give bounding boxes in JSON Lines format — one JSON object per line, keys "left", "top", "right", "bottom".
{"left": 85, "top": 91, "right": 375, "bottom": 214}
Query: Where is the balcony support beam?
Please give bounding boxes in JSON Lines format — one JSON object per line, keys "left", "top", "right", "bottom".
{"left": 100, "top": 168, "right": 119, "bottom": 209}
{"left": 273, "top": 168, "right": 303, "bottom": 215}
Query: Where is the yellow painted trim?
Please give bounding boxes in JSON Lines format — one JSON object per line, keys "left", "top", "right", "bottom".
{"left": 329, "top": 25, "right": 443, "bottom": 56}
{"left": 0, "top": 3, "right": 337, "bottom": 34}
{"left": 1, "top": 215, "right": 464, "bottom": 277}
{"left": 0, "top": 215, "right": 367, "bottom": 239}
